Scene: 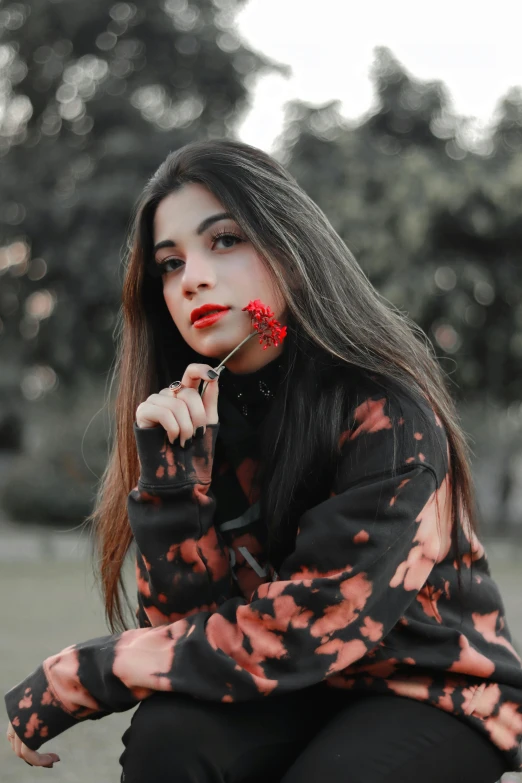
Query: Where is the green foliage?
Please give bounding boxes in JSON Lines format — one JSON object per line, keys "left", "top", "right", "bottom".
{"left": 2, "top": 454, "right": 95, "bottom": 524}
{"left": 0, "top": 0, "right": 281, "bottom": 385}
{"left": 1, "top": 376, "right": 110, "bottom": 525}
{"left": 277, "top": 48, "right": 522, "bottom": 402}
{"left": 0, "top": 13, "right": 521, "bottom": 523}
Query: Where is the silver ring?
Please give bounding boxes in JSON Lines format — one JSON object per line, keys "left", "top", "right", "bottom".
{"left": 168, "top": 381, "right": 184, "bottom": 395}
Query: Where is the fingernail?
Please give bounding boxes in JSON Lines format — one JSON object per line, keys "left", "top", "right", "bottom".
{"left": 207, "top": 369, "right": 219, "bottom": 379}
{"left": 195, "top": 426, "right": 205, "bottom": 438}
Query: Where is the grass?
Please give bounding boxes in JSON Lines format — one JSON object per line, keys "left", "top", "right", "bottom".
{"left": 1, "top": 560, "right": 135, "bottom": 782}
{"left": 1, "top": 550, "right": 521, "bottom": 782}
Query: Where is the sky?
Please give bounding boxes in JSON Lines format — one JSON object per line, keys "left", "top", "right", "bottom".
{"left": 234, "top": 0, "right": 522, "bottom": 152}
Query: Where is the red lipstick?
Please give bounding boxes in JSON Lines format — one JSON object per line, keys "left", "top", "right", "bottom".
{"left": 190, "top": 303, "right": 230, "bottom": 324}
{"left": 192, "top": 308, "right": 230, "bottom": 329}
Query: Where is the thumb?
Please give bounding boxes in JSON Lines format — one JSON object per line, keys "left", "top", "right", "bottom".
{"left": 41, "top": 753, "right": 60, "bottom": 765}
{"left": 201, "top": 366, "right": 223, "bottom": 423}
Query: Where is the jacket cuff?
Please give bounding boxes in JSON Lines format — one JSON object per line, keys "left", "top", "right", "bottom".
{"left": 4, "top": 665, "right": 80, "bottom": 751}
{"left": 133, "top": 421, "right": 220, "bottom": 488}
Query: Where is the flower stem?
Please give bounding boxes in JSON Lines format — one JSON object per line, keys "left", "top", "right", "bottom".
{"left": 200, "top": 331, "right": 257, "bottom": 399}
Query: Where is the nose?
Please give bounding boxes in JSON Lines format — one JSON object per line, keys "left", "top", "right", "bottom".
{"left": 179, "top": 252, "right": 217, "bottom": 297}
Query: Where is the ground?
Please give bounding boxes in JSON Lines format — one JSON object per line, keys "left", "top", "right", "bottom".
{"left": 0, "top": 528, "right": 521, "bottom": 782}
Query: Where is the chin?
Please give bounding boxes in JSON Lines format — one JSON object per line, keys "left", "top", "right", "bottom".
{"left": 186, "top": 336, "right": 231, "bottom": 360}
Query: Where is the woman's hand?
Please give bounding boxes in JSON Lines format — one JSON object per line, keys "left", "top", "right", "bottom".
{"left": 136, "top": 363, "right": 223, "bottom": 446}
{"left": 6, "top": 721, "right": 60, "bottom": 768}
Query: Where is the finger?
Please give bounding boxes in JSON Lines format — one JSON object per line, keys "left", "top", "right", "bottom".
{"left": 6, "top": 724, "right": 14, "bottom": 745}
{"left": 22, "top": 745, "right": 60, "bottom": 767}
{"left": 178, "top": 363, "right": 223, "bottom": 391}
{"left": 137, "top": 399, "right": 193, "bottom": 446}
{"left": 197, "top": 367, "right": 223, "bottom": 425}
{"left": 13, "top": 732, "right": 24, "bottom": 758}
{"left": 157, "top": 388, "right": 207, "bottom": 440}
{"left": 7, "top": 719, "right": 60, "bottom": 769}
{"left": 139, "top": 403, "right": 182, "bottom": 444}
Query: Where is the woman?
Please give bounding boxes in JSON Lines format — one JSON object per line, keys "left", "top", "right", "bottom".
{"left": 5, "top": 138, "right": 522, "bottom": 782}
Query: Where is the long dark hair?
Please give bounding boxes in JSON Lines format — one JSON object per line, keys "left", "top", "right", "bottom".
{"left": 87, "top": 138, "right": 479, "bottom": 632}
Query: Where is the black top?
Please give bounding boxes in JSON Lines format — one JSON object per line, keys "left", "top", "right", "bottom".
{"left": 217, "top": 354, "right": 284, "bottom": 429}
{"left": 5, "top": 359, "right": 522, "bottom": 771}
{"left": 213, "top": 354, "right": 284, "bottom": 522}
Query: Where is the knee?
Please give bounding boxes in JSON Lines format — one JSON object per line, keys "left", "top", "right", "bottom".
{"left": 119, "top": 693, "right": 222, "bottom": 782}
{"left": 124, "top": 693, "right": 183, "bottom": 748}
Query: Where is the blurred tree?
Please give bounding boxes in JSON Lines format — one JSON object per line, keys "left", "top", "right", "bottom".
{"left": 276, "top": 47, "right": 522, "bottom": 403}
{"left": 491, "top": 86, "right": 522, "bottom": 158}
{"left": 2, "top": 24, "right": 522, "bottom": 526}
{"left": 0, "top": 0, "right": 283, "bottom": 394}
{"left": 365, "top": 47, "right": 451, "bottom": 152}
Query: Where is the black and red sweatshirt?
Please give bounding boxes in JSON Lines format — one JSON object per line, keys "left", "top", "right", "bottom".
{"left": 5, "top": 359, "right": 522, "bottom": 770}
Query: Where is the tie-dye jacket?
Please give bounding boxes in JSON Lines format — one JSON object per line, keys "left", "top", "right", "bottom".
{"left": 5, "top": 378, "right": 522, "bottom": 770}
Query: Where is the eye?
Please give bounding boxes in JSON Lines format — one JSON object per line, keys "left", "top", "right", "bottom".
{"left": 155, "top": 257, "right": 183, "bottom": 275}
{"left": 152, "top": 231, "right": 244, "bottom": 277}
{"left": 211, "top": 230, "right": 244, "bottom": 250}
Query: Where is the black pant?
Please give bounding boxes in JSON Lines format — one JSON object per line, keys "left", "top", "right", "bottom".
{"left": 119, "top": 683, "right": 508, "bottom": 783}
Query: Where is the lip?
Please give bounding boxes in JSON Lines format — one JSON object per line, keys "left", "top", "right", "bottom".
{"left": 190, "top": 304, "right": 230, "bottom": 324}
{"left": 192, "top": 309, "right": 230, "bottom": 329}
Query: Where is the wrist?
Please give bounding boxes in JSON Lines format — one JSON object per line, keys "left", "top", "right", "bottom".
{"left": 133, "top": 421, "right": 220, "bottom": 487}
{"left": 4, "top": 664, "right": 80, "bottom": 751}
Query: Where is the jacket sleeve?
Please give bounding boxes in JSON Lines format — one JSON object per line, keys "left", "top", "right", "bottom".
{"left": 4, "top": 394, "right": 452, "bottom": 750}
{"left": 129, "top": 422, "right": 237, "bottom": 628}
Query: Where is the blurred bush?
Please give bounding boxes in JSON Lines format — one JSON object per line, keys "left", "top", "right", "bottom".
{"left": 0, "top": 377, "right": 110, "bottom": 525}
{"left": 2, "top": 457, "right": 95, "bottom": 525}
{"left": 0, "top": 409, "right": 22, "bottom": 450}
{"left": 460, "top": 401, "right": 522, "bottom": 539}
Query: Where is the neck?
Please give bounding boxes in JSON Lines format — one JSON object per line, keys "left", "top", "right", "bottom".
{"left": 218, "top": 352, "right": 284, "bottom": 424}
{"left": 225, "top": 352, "right": 283, "bottom": 376}
{"left": 219, "top": 342, "right": 285, "bottom": 375}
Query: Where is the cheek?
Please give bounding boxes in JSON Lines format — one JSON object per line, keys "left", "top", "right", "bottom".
{"left": 245, "top": 254, "right": 280, "bottom": 297}
{"left": 162, "top": 286, "right": 184, "bottom": 329}
{"left": 162, "top": 276, "right": 177, "bottom": 303}
{"left": 256, "top": 266, "right": 286, "bottom": 317}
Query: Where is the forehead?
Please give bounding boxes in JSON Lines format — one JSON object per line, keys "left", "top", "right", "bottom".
{"left": 153, "top": 183, "right": 225, "bottom": 238}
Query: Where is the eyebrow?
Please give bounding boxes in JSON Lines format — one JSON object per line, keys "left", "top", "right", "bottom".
{"left": 153, "top": 212, "right": 233, "bottom": 253}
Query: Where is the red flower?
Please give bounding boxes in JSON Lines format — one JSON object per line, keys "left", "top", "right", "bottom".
{"left": 242, "top": 299, "right": 287, "bottom": 351}
{"left": 200, "top": 298, "right": 287, "bottom": 399}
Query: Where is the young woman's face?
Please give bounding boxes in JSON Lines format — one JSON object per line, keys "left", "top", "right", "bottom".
{"left": 152, "top": 182, "right": 287, "bottom": 373}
